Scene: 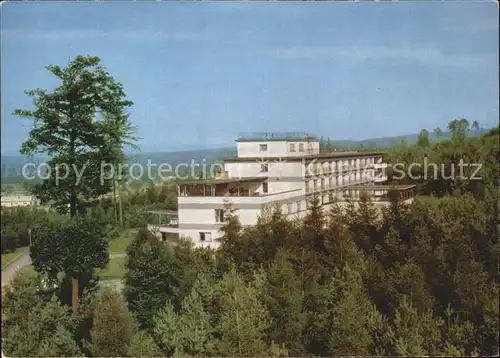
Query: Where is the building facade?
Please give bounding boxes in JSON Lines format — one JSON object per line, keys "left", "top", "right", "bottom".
{"left": 0, "top": 194, "right": 38, "bottom": 208}
{"left": 148, "top": 132, "right": 415, "bottom": 249}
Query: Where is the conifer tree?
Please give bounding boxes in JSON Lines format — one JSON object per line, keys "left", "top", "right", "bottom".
{"left": 216, "top": 268, "right": 270, "bottom": 356}
{"left": 125, "top": 228, "right": 175, "bottom": 329}
{"left": 89, "top": 286, "right": 134, "bottom": 357}
{"left": 217, "top": 200, "right": 247, "bottom": 272}
{"left": 391, "top": 295, "right": 444, "bottom": 356}
{"left": 153, "top": 301, "right": 182, "bottom": 356}
{"left": 128, "top": 330, "right": 162, "bottom": 357}
{"left": 262, "top": 249, "right": 305, "bottom": 355}
{"left": 2, "top": 270, "right": 82, "bottom": 357}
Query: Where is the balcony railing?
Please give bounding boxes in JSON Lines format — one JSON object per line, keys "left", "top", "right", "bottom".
{"left": 237, "top": 132, "right": 317, "bottom": 141}
{"left": 341, "top": 187, "right": 416, "bottom": 202}
{"left": 306, "top": 178, "right": 373, "bottom": 194}
{"left": 305, "top": 164, "right": 377, "bottom": 177}
{"left": 180, "top": 189, "right": 263, "bottom": 197}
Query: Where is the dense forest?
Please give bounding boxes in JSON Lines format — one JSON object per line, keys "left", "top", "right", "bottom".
{"left": 2, "top": 122, "right": 499, "bottom": 357}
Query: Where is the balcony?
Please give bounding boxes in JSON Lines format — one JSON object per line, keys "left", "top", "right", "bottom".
{"left": 342, "top": 184, "right": 416, "bottom": 203}
{"left": 306, "top": 178, "right": 374, "bottom": 194}
{"left": 305, "top": 163, "right": 378, "bottom": 177}
{"left": 374, "top": 175, "right": 388, "bottom": 183}
{"left": 178, "top": 188, "right": 303, "bottom": 206}
{"left": 147, "top": 210, "right": 180, "bottom": 238}
{"left": 148, "top": 210, "right": 178, "bottom": 227}
{"left": 178, "top": 177, "right": 267, "bottom": 197}
{"left": 374, "top": 163, "right": 388, "bottom": 169}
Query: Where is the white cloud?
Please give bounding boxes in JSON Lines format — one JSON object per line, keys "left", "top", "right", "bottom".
{"left": 274, "top": 45, "right": 497, "bottom": 68}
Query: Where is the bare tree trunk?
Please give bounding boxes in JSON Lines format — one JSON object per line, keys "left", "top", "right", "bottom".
{"left": 113, "top": 165, "right": 118, "bottom": 223}
{"left": 71, "top": 277, "right": 80, "bottom": 314}
{"left": 235, "top": 292, "right": 242, "bottom": 355}
{"left": 118, "top": 178, "right": 124, "bottom": 226}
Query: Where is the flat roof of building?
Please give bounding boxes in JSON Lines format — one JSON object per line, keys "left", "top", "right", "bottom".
{"left": 222, "top": 151, "right": 384, "bottom": 162}
{"left": 147, "top": 210, "right": 179, "bottom": 215}
{"left": 236, "top": 132, "right": 319, "bottom": 142}
{"left": 1, "top": 194, "right": 33, "bottom": 201}
{"left": 178, "top": 176, "right": 268, "bottom": 186}
{"left": 344, "top": 184, "right": 416, "bottom": 191}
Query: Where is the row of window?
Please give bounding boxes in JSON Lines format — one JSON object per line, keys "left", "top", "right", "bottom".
{"left": 259, "top": 160, "right": 378, "bottom": 175}
{"left": 305, "top": 172, "right": 374, "bottom": 193}
{"left": 259, "top": 143, "right": 309, "bottom": 152}
{"left": 289, "top": 143, "right": 307, "bottom": 152}
{"left": 210, "top": 187, "right": 380, "bottom": 226}
{"left": 282, "top": 192, "right": 345, "bottom": 214}
{"left": 283, "top": 200, "right": 305, "bottom": 214}
{"left": 306, "top": 157, "right": 377, "bottom": 175}
{"left": 199, "top": 232, "right": 213, "bottom": 242}
{"left": 283, "top": 189, "right": 381, "bottom": 215}
{"left": 168, "top": 231, "right": 213, "bottom": 243}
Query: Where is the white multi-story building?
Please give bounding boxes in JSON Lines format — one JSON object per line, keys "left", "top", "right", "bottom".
{"left": 0, "top": 194, "right": 38, "bottom": 208}
{"left": 148, "top": 132, "right": 415, "bottom": 249}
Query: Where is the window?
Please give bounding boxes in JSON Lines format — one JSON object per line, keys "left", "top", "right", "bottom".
{"left": 215, "top": 209, "right": 225, "bottom": 222}
{"left": 260, "top": 144, "right": 268, "bottom": 151}
{"left": 290, "top": 143, "right": 296, "bottom": 152}
{"left": 261, "top": 163, "right": 269, "bottom": 172}
{"left": 287, "top": 203, "right": 293, "bottom": 214}
{"left": 262, "top": 182, "right": 268, "bottom": 193}
{"left": 297, "top": 201, "right": 302, "bottom": 211}
{"left": 199, "top": 232, "right": 212, "bottom": 242}
{"left": 299, "top": 143, "right": 305, "bottom": 152}
{"left": 321, "top": 178, "right": 325, "bottom": 190}
{"left": 161, "top": 232, "right": 167, "bottom": 241}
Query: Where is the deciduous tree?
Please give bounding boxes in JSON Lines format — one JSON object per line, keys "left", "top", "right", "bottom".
{"left": 30, "top": 215, "right": 109, "bottom": 313}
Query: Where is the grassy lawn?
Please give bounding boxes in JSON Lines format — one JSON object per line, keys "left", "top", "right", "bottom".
{"left": 109, "top": 229, "right": 137, "bottom": 254}
{"left": 19, "top": 257, "right": 127, "bottom": 281}
{"left": 96, "top": 257, "right": 127, "bottom": 280}
{"left": 11, "top": 228, "right": 136, "bottom": 282}
{"left": 1, "top": 246, "right": 29, "bottom": 268}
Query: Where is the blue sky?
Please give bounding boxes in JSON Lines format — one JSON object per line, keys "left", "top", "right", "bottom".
{"left": 1, "top": 1, "right": 498, "bottom": 154}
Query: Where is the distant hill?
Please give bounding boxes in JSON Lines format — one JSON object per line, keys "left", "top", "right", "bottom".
{"left": 0, "top": 147, "right": 238, "bottom": 183}
{"left": 320, "top": 128, "right": 488, "bottom": 148}
{"left": 1, "top": 129, "right": 488, "bottom": 183}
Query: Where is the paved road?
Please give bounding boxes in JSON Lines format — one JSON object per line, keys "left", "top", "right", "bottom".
{"left": 1, "top": 250, "right": 32, "bottom": 285}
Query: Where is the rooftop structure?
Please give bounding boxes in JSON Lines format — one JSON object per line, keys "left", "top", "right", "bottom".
{"left": 148, "top": 133, "right": 415, "bottom": 249}
{"left": 235, "top": 132, "right": 320, "bottom": 158}
{"left": 236, "top": 132, "right": 318, "bottom": 142}
{"left": 220, "top": 150, "right": 383, "bottom": 162}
